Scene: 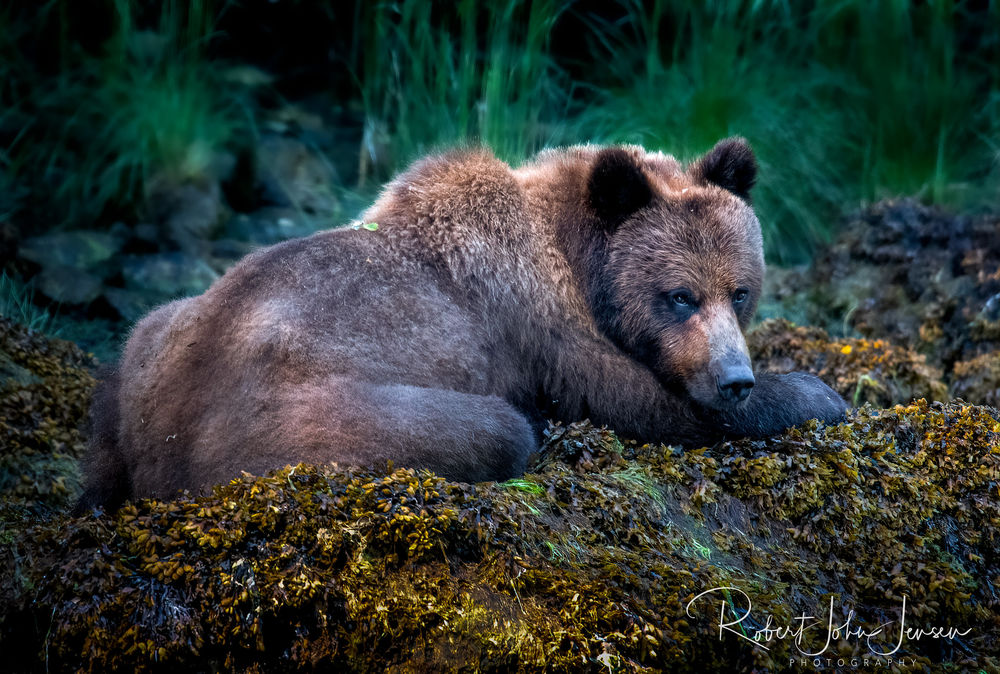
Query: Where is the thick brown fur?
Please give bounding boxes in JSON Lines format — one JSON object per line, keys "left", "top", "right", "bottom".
{"left": 77, "top": 139, "right": 846, "bottom": 511}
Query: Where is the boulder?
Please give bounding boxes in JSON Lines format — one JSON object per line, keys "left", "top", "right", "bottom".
{"left": 223, "top": 207, "right": 317, "bottom": 246}
{"left": 120, "top": 252, "right": 219, "bottom": 298}
{"left": 748, "top": 319, "right": 947, "bottom": 407}
{"left": 951, "top": 351, "right": 1000, "bottom": 408}
{"left": 101, "top": 252, "right": 221, "bottom": 321}
{"left": 146, "top": 181, "right": 227, "bottom": 256}
{"left": 103, "top": 287, "right": 159, "bottom": 323}
{"left": 35, "top": 265, "right": 104, "bottom": 305}
{"left": 18, "top": 230, "right": 123, "bottom": 275}
{"left": 764, "top": 200, "right": 1000, "bottom": 405}
{"left": 256, "top": 134, "right": 340, "bottom": 219}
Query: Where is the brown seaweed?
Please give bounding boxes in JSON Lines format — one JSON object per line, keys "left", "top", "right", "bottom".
{"left": 1, "top": 398, "right": 998, "bottom": 672}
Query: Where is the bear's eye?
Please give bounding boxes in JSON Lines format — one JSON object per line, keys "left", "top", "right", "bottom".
{"left": 733, "top": 288, "right": 749, "bottom": 304}
{"left": 667, "top": 290, "right": 695, "bottom": 308}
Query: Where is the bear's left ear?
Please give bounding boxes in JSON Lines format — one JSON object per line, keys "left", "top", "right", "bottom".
{"left": 689, "top": 137, "right": 757, "bottom": 201}
{"left": 587, "top": 148, "right": 653, "bottom": 229}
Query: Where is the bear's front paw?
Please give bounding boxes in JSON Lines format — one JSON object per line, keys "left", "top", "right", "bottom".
{"left": 721, "top": 371, "right": 848, "bottom": 439}
{"left": 780, "top": 371, "right": 849, "bottom": 425}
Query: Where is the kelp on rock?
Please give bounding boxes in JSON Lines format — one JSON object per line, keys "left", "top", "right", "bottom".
{"left": 1, "top": 400, "right": 998, "bottom": 672}
{"left": 0, "top": 317, "right": 95, "bottom": 511}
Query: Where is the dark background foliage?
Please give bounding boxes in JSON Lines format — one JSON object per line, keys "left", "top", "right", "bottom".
{"left": 0, "top": 0, "right": 997, "bottom": 354}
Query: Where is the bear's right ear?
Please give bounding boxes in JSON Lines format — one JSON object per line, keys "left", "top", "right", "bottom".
{"left": 587, "top": 148, "right": 653, "bottom": 229}
{"left": 688, "top": 137, "right": 757, "bottom": 201}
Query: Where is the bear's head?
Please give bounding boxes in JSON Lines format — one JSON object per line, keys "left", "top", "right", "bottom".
{"left": 586, "top": 138, "right": 764, "bottom": 410}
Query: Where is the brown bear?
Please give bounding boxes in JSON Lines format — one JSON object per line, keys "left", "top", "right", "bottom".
{"left": 78, "top": 138, "right": 846, "bottom": 511}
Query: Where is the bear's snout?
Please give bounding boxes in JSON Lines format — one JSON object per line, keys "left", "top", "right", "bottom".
{"left": 716, "top": 358, "right": 755, "bottom": 402}
{"left": 693, "top": 304, "right": 756, "bottom": 408}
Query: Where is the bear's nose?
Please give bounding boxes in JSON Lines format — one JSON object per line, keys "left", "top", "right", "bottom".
{"left": 717, "top": 365, "right": 755, "bottom": 402}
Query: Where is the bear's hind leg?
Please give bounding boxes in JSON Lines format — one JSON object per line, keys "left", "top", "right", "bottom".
{"left": 231, "top": 380, "right": 538, "bottom": 485}
{"left": 74, "top": 367, "right": 130, "bottom": 514}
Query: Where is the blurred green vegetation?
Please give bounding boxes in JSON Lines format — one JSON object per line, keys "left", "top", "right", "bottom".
{"left": 1, "top": 0, "right": 998, "bottom": 263}
{"left": 0, "top": 271, "right": 57, "bottom": 335}
{"left": 4, "top": 0, "right": 242, "bottom": 226}
{"left": 356, "top": 0, "right": 576, "bottom": 180}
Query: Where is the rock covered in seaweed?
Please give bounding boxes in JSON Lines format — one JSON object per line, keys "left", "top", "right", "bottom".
{"left": 951, "top": 351, "right": 1000, "bottom": 408}
{"left": 765, "top": 200, "right": 1000, "bottom": 381}
{"left": 2, "top": 401, "right": 998, "bottom": 672}
{"left": 748, "top": 318, "right": 947, "bottom": 407}
{"left": 0, "top": 317, "right": 95, "bottom": 511}
{"left": 761, "top": 199, "right": 1000, "bottom": 417}
{"left": 0, "top": 317, "right": 96, "bottom": 628}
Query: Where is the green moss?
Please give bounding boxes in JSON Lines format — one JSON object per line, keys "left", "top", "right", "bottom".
{"left": 1, "top": 400, "right": 998, "bottom": 671}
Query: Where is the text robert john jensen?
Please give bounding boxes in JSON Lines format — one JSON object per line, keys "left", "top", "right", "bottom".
{"left": 685, "top": 586, "right": 971, "bottom": 664}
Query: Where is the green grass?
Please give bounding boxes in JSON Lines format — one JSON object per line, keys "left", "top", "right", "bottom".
{"left": 500, "top": 477, "right": 546, "bottom": 496}
{"left": 686, "top": 537, "right": 713, "bottom": 561}
{"left": 9, "top": 0, "right": 239, "bottom": 227}
{"left": 575, "top": 0, "right": 1000, "bottom": 262}
{"left": 609, "top": 465, "right": 667, "bottom": 509}
{"left": 0, "top": 150, "right": 24, "bottom": 225}
{"left": 0, "top": 272, "right": 57, "bottom": 335}
{"left": 52, "top": 60, "right": 232, "bottom": 223}
{"left": 0, "top": 7, "right": 22, "bottom": 110}
{"left": 4, "top": 0, "right": 999, "bottom": 262}
{"left": 354, "top": 0, "right": 576, "bottom": 184}
{"left": 810, "top": 1, "right": 1000, "bottom": 207}
{"left": 501, "top": 477, "right": 545, "bottom": 516}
